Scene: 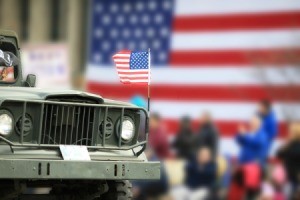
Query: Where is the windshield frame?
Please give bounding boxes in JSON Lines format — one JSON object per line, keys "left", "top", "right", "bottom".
{"left": 0, "top": 36, "right": 22, "bottom": 86}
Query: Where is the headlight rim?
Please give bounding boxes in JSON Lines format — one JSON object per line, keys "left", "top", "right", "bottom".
{"left": 0, "top": 109, "right": 14, "bottom": 136}
{"left": 99, "top": 117, "right": 114, "bottom": 139}
{"left": 15, "top": 113, "right": 33, "bottom": 137}
{"left": 115, "top": 116, "right": 135, "bottom": 143}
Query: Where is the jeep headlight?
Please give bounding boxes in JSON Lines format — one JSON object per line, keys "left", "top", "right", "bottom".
{"left": 0, "top": 111, "right": 13, "bottom": 136}
{"left": 120, "top": 117, "right": 135, "bottom": 141}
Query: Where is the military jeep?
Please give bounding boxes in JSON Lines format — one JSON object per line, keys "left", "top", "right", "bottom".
{"left": 0, "top": 30, "right": 160, "bottom": 199}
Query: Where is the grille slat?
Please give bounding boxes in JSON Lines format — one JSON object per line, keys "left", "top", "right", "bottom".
{"left": 42, "top": 104, "right": 48, "bottom": 144}
{"left": 48, "top": 105, "right": 54, "bottom": 144}
{"left": 53, "top": 106, "right": 59, "bottom": 144}
{"left": 65, "top": 106, "right": 70, "bottom": 144}
{"left": 70, "top": 106, "right": 75, "bottom": 143}
{"left": 75, "top": 107, "right": 81, "bottom": 145}
{"left": 102, "top": 107, "right": 108, "bottom": 147}
{"left": 80, "top": 107, "right": 86, "bottom": 145}
{"left": 41, "top": 104, "right": 95, "bottom": 146}
{"left": 86, "top": 107, "right": 91, "bottom": 145}
{"left": 59, "top": 106, "right": 64, "bottom": 144}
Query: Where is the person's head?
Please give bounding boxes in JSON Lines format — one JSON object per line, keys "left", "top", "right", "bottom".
{"left": 130, "top": 95, "right": 147, "bottom": 109}
{"left": 197, "top": 147, "right": 212, "bottom": 164}
{"left": 200, "top": 111, "right": 212, "bottom": 125}
{"left": 0, "top": 66, "right": 14, "bottom": 82}
{"left": 249, "top": 115, "right": 262, "bottom": 133}
{"left": 179, "top": 116, "right": 191, "bottom": 131}
{"left": 150, "top": 112, "right": 161, "bottom": 130}
{"left": 258, "top": 99, "right": 272, "bottom": 116}
{"left": 288, "top": 122, "right": 300, "bottom": 141}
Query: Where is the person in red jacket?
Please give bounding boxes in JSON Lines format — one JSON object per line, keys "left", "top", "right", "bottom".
{"left": 148, "top": 113, "right": 170, "bottom": 159}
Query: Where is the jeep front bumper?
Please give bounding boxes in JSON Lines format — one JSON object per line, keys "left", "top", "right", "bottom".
{"left": 0, "top": 159, "right": 160, "bottom": 180}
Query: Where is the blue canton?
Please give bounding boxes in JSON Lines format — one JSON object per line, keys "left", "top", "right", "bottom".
{"left": 130, "top": 51, "right": 149, "bottom": 70}
{"left": 88, "top": 0, "right": 174, "bottom": 66}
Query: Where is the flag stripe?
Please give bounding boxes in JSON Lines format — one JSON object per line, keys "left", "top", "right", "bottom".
{"left": 116, "top": 64, "right": 130, "bottom": 67}
{"left": 162, "top": 119, "right": 288, "bottom": 138}
{"left": 113, "top": 54, "right": 131, "bottom": 58}
{"left": 175, "top": 0, "right": 300, "bottom": 16}
{"left": 87, "top": 66, "right": 300, "bottom": 85}
{"left": 118, "top": 71, "right": 149, "bottom": 75}
{"left": 150, "top": 101, "right": 300, "bottom": 121}
{"left": 174, "top": 11, "right": 300, "bottom": 32}
{"left": 114, "top": 58, "right": 130, "bottom": 62}
{"left": 118, "top": 74, "right": 149, "bottom": 78}
{"left": 172, "top": 29, "right": 300, "bottom": 50}
{"left": 87, "top": 82, "right": 300, "bottom": 102}
{"left": 170, "top": 49, "right": 300, "bottom": 66}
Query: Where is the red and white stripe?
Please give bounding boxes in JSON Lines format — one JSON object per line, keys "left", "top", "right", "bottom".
{"left": 112, "top": 50, "right": 150, "bottom": 84}
{"left": 87, "top": 0, "right": 300, "bottom": 155}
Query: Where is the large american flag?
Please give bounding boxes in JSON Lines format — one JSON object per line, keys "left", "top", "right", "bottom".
{"left": 112, "top": 50, "right": 150, "bottom": 84}
{"left": 86, "top": 0, "right": 300, "bottom": 156}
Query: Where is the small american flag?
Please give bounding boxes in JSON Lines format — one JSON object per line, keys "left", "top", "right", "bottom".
{"left": 112, "top": 50, "right": 150, "bottom": 84}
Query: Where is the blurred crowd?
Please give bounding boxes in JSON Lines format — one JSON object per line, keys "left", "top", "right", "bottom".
{"left": 131, "top": 98, "right": 300, "bottom": 200}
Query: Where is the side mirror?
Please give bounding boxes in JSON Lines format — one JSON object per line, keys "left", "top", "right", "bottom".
{"left": 25, "top": 74, "right": 36, "bottom": 87}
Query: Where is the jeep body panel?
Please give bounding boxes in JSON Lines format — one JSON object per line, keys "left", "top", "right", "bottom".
{"left": 0, "top": 30, "right": 160, "bottom": 182}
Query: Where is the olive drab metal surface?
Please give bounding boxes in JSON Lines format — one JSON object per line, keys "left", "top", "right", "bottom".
{"left": 0, "top": 30, "right": 160, "bottom": 197}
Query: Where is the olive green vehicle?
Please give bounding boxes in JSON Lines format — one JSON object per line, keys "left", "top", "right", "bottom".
{"left": 0, "top": 30, "right": 160, "bottom": 199}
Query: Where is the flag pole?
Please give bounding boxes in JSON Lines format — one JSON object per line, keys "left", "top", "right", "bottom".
{"left": 147, "top": 48, "right": 151, "bottom": 112}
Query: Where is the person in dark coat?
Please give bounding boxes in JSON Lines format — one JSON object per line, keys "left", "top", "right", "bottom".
{"left": 257, "top": 99, "right": 278, "bottom": 162}
{"left": 277, "top": 122, "right": 300, "bottom": 198}
{"left": 149, "top": 113, "right": 170, "bottom": 159}
{"left": 132, "top": 148, "right": 169, "bottom": 200}
{"left": 185, "top": 147, "right": 217, "bottom": 190}
{"left": 173, "top": 116, "right": 196, "bottom": 159}
{"left": 196, "top": 112, "right": 219, "bottom": 156}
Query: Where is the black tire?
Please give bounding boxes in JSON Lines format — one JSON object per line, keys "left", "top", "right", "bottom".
{"left": 101, "top": 180, "right": 132, "bottom": 200}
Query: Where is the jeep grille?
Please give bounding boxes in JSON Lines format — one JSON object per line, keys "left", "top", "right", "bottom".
{"left": 41, "top": 104, "right": 94, "bottom": 146}
{"left": 0, "top": 99, "right": 148, "bottom": 152}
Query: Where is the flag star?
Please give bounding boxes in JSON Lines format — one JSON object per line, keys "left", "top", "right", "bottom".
{"left": 129, "top": 42, "right": 136, "bottom": 50}
{"left": 153, "top": 40, "right": 161, "bottom": 49}
{"left": 155, "top": 14, "right": 163, "bottom": 24}
{"left": 148, "top": 1, "right": 157, "bottom": 10}
{"left": 123, "top": 29, "right": 130, "bottom": 38}
{"left": 123, "top": 3, "right": 131, "bottom": 13}
{"left": 110, "top": 29, "right": 118, "bottom": 38}
{"left": 163, "top": 1, "right": 172, "bottom": 10}
{"left": 134, "top": 29, "right": 143, "bottom": 38}
{"left": 147, "top": 28, "right": 155, "bottom": 38}
{"left": 94, "top": 28, "right": 103, "bottom": 38}
{"left": 130, "top": 14, "right": 138, "bottom": 24}
{"left": 116, "top": 15, "right": 125, "bottom": 25}
{"left": 110, "top": 3, "right": 118, "bottom": 13}
{"left": 160, "top": 27, "right": 169, "bottom": 37}
{"left": 95, "top": 4, "right": 103, "bottom": 13}
{"left": 116, "top": 41, "right": 124, "bottom": 50}
{"left": 136, "top": 2, "right": 145, "bottom": 11}
{"left": 102, "top": 15, "right": 111, "bottom": 25}
{"left": 102, "top": 41, "right": 110, "bottom": 51}
{"left": 159, "top": 52, "right": 167, "bottom": 61}
{"left": 142, "top": 14, "right": 150, "bottom": 24}
{"left": 93, "top": 53, "right": 102, "bottom": 62}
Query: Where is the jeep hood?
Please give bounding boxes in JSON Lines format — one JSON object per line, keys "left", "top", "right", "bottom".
{"left": 0, "top": 87, "right": 134, "bottom": 106}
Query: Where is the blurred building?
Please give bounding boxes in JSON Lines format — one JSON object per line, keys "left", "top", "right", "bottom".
{"left": 0, "top": 0, "right": 88, "bottom": 88}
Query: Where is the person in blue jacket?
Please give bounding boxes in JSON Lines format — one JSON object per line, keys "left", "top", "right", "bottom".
{"left": 236, "top": 115, "right": 268, "bottom": 165}
{"left": 257, "top": 99, "right": 278, "bottom": 161}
